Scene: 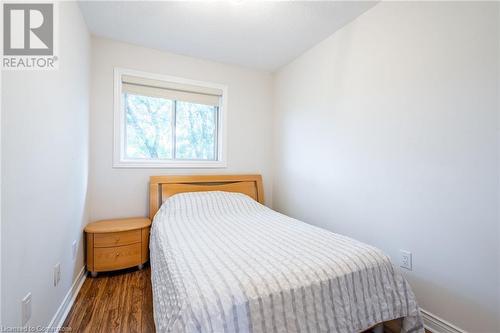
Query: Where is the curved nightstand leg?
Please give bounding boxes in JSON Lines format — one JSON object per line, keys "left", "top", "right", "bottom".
{"left": 138, "top": 264, "right": 144, "bottom": 270}
{"left": 90, "top": 271, "right": 98, "bottom": 278}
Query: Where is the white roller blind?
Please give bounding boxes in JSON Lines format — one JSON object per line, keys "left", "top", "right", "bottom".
{"left": 122, "top": 75, "right": 223, "bottom": 106}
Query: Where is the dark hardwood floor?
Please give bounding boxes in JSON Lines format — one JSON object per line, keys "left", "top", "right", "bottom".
{"left": 63, "top": 266, "right": 155, "bottom": 333}
{"left": 63, "top": 266, "right": 428, "bottom": 333}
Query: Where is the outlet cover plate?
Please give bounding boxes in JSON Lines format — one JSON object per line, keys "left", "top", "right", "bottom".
{"left": 54, "top": 263, "right": 61, "bottom": 286}
{"left": 399, "top": 250, "right": 412, "bottom": 270}
{"left": 72, "top": 240, "right": 77, "bottom": 260}
{"left": 21, "top": 292, "right": 32, "bottom": 326}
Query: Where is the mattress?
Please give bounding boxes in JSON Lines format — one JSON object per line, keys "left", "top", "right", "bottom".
{"left": 150, "top": 191, "right": 424, "bottom": 333}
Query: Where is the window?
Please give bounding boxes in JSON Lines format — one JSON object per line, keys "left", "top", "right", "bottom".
{"left": 114, "top": 68, "right": 227, "bottom": 168}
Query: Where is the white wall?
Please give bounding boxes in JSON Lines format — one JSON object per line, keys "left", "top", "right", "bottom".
{"left": 273, "top": 2, "right": 499, "bottom": 332}
{"left": 89, "top": 37, "right": 274, "bottom": 220}
{"left": 1, "top": 2, "right": 90, "bottom": 327}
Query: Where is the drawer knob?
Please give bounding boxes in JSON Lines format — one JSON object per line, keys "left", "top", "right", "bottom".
{"left": 115, "top": 253, "right": 120, "bottom": 257}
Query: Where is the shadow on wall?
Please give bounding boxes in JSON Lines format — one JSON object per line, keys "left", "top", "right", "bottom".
{"left": 407, "top": 275, "right": 498, "bottom": 331}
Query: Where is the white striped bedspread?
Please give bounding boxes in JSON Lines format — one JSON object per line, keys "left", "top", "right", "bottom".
{"left": 150, "top": 191, "right": 424, "bottom": 333}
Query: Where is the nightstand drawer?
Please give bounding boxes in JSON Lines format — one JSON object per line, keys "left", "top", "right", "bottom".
{"left": 94, "top": 243, "right": 141, "bottom": 271}
{"left": 94, "top": 230, "right": 141, "bottom": 247}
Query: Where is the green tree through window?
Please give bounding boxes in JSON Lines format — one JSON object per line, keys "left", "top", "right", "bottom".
{"left": 124, "top": 93, "right": 217, "bottom": 160}
{"left": 176, "top": 101, "right": 216, "bottom": 160}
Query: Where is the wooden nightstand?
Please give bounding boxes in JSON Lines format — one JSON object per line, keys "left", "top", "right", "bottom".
{"left": 84, "top": 217, "right": 151, "bottom": 277}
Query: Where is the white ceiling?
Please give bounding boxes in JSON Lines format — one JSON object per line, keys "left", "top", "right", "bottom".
{"left": 78, "top": 1, "right": 377, "bottom": 72}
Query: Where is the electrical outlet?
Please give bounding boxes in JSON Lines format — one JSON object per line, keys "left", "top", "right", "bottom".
{"left": 399, "top": 250, "right": 412, "bottom": 270}
{"left": 72, "top": 240, "right": 77, "bottom": 260}
{"left": 21, "top": 292, "right": 32, "bottom": 326}
{"left": 54, "top": 263, "right": 61, "bottom": 286}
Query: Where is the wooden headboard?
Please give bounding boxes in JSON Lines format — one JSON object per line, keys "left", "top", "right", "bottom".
{"left": 149, "top": 175, "right": 264, "bottom": 219}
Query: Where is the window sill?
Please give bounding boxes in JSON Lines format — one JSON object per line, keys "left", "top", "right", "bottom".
{"left": 112, "top": 160, "right": 227, "bottom": 169}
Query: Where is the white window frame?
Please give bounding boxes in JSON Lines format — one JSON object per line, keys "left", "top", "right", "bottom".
{"left": 113, "top": 68, "right": 228, "bottom": 168}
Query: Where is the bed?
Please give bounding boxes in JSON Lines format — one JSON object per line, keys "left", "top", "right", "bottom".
{"left": 149, "top": 175, "right": 424, "bottom": 333}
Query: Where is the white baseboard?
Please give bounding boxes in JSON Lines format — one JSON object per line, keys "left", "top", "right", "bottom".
{"left": 421, "top": 308, "right": 467, "bottom": 333}
{"left": 46, "top": 267, "right": 86, "bottom": 332}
